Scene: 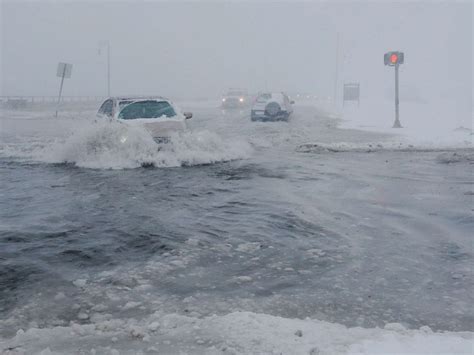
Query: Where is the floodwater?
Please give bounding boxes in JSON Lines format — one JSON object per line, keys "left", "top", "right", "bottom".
{"left": 0, "top": 101, "right": 472, "bottom": 345}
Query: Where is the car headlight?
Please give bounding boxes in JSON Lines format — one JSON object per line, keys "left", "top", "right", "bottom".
{"left": 239, "top": 98, "right": 244, "bottom": 102}
{"left": 222, "top": 98, "right": 226, "bottom": 102}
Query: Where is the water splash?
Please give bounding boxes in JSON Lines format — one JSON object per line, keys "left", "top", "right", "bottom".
{"left": 1, "top": 119, "right": 252, "bottom": 169}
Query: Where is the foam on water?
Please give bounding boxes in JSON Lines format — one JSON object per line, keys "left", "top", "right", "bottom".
{"left": 1, "top": 119, "right": 252, "bottom": 169}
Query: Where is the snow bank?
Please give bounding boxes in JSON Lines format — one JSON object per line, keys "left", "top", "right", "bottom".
{"left": 296, "top": 141, "right": 473, "bottom": 155}
{"left": 436, "top": 150, "right": 474, "bottom": 164}
{"left": 297, "top": 99, "right": 472, "bottom": 155}
{"left": 1, "top": 311, "right": 472, "bottom": 354}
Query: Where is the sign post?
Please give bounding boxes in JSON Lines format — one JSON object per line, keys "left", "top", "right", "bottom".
{"left": 55, "top": 62, "right": 73, "bottom": 117}
{"left": 384, "top": 51, "right": 404, "bottom": 128}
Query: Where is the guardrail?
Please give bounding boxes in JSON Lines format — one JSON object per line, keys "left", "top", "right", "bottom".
{"left": 0, "top": 96, "right": 106, "bottom": 103}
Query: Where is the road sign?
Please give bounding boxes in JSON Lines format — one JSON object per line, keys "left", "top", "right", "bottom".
{"left": 343, "top": 83, "right": 360, "bottom": 106}
{"left": 55, "top": 62, "right": 73, "bottom": 117}
{"left": 384, "top": 51, "right": 404, "bottom": 128}
{"left": 56, "top": 62, "right": 73, "bottom": 78}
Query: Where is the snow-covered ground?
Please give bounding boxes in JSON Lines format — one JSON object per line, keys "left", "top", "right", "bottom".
{"left": 3, "top": 311, "right": 473, "bottom": 354}
{"left": 339, "top": 98, "right": 472, "bottom": 148}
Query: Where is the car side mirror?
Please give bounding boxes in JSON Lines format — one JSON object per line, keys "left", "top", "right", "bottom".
{"left": 290, "top": 100, "right": 295, "bottom": 104}
{"left": 184, "top": 112, "right": 193, "bottom": 119}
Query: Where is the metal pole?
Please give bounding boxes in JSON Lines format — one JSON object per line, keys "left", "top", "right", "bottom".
{"left": 263, "top": 52, "right": 268, "bottom": 91}
{"left": 107, "top": 42, "right": 110, "bottom": 97}
{"left": 55, "top": 65, "right": 66, "bottom": 117}
{"left": 393, "top": 64, "right": 402, "bottom": 128}
{"left": 358, "top": 83, "right": 360, "bottom": 107}
{"left": 333, "top": 32, "right": 340, "bottom": 107}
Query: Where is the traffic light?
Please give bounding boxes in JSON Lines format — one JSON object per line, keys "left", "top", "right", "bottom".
{"left": 384, "top": 50, "right": 405, "bottom": 128}
{"left": 390, "top": 53, "right": 398, "bottom": 64}
{"left": 384, "top": 51, "right": 404, "bottom": 66}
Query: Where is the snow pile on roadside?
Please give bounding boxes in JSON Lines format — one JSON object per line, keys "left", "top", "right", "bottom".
{"left": 2, "top": 311, "right": 472, "bottom": 354}
{"left": 296, "top": 140, "right": 474, "bottom": 165}
{"left": 436, "top": 150, "right": 474, "bottom": 164}
{"left": 296, "top": 141, "right": 472, "bottom": 154}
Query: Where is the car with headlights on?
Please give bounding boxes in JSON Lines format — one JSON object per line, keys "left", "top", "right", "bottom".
{"left": 97, "top": 96, "right": 192, "bottom": 142}
{"left": 251, "top": 92, "right": 294, "bottom": 122}
{"left": 221, "top": 88, "right": 249, "bottom": 109}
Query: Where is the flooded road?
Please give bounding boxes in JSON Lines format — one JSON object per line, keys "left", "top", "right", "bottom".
{"left": 0, "top": 102, "right": 472, "bottom": 353}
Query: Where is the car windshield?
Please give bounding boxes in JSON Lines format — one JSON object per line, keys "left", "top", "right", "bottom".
{"left": 118, "top": 100, "right": 176, "bottom": 119}
{"left": 118, "top": 100, "right": 134, "bottom": 109}
{"left": 227, "top": 91, "right": 246, "bottom": 96}
{"left": 256, "top": 93, "right": 271, "bottom": 102}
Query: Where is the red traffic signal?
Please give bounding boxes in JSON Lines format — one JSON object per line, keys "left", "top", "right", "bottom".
{"left": 384, "top": 51, "right": 404, "bottom": 66}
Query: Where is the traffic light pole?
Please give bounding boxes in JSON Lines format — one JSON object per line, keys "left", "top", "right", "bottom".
{"left": 393, "top": 63, "right": 402, "bottom": 128}
{"left": 107, "top": 42, "right": 111, "bottom": 97}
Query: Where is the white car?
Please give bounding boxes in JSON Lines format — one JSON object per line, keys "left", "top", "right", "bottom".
{"left": 97, "top": 96, "right": 192, "bottom": 142}
{"left": 250, "top": 92, "right": 294, "bottom": 122}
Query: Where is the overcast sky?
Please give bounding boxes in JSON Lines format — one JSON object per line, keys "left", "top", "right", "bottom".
{"left": 1, "top": 0, "right": 472, "bottom": 115}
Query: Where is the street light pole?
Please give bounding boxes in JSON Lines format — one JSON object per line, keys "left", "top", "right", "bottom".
{"left": 99, "top": 40, "right": 111, "bottom": 97}
{"left": 333, "top": 32, "right": 341, "bottom": 108}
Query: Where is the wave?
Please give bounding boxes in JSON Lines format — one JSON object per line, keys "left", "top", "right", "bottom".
{"left": 1, "top": 120, "right": 252, "bottom": 169}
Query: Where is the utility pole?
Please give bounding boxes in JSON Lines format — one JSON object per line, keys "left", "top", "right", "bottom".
{"left": 99, "top": 40, "right": 111, "bottom": 97}
{"left": 333, "top": 32, "right": 341, "bottom": 107}
{"left": 263, "top": 52, "right": 269, "bottom": 91}
{"left": 107, "top": 42, "right": 110, "bottom": 97}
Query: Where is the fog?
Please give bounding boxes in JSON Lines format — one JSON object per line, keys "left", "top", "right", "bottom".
{"left": 1, "top": 1, "right": 472, "bottom": 109}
